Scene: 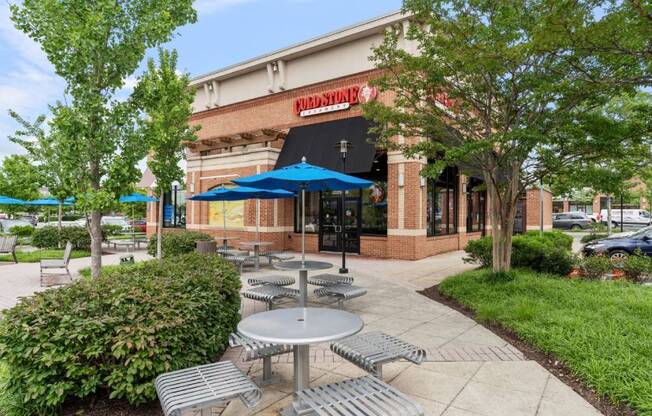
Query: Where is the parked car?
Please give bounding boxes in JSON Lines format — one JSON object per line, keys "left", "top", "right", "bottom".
{"left": 583, "top": 226, "right": 652, "bottom": 263}
{"left": 552, "top": 212, "right": 593, "bottom": 230}
{"left": 17, "top": 215, "right": 38, "bottom": 226}
{"left": 0, "top": 219, "right": 33, "bottom": 233}
{"left": 130, "top": 219, "right": 146, "bottom": 232}
{"left": 599, "top": 209, "right": 651, "bottom": 227}
{"left": 101, "top": 216, "right": 131, "bottom": 231}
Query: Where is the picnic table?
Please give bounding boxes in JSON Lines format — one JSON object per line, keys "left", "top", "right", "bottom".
{"left": 217, "top": 236, "right": 239, "bottom": 251}
{"left": 274, "top": 260, "right": 332, "bottom": 306}
{"left": 238, "top": 307, "right": 363, "bottom": 416}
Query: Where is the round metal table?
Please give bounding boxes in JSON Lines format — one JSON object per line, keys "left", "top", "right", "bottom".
{"left": 240, "top": 241, "right": 274, "bottom": 270}
{"left": 274, "top": 260, "right": 332, "bottom": 306}
{"left": 238, "top": 307, "right": 363, "bottom": 415}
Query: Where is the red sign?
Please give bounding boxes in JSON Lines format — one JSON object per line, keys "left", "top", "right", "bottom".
{"left": 293, "top": 84, "right": 377, "bottom": 117}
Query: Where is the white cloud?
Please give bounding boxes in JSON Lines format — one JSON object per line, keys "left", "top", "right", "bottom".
{"left": 194, "top": 0, "right": 258, "bottom": 16}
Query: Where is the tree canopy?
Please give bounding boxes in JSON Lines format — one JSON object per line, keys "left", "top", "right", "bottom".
{"left": 364, "top": 0, "right": 649, "bottom": 272}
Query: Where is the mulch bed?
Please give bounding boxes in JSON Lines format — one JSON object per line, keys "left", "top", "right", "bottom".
{"left": 419, "top": 284, "right": 637, "bottom": 416}
{"left": 62, "top": 396, "right": 162, "bottom": 416}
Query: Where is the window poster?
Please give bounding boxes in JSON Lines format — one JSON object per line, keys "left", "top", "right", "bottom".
{"left": 208, "top": 200, "right": 244, "bottom": 227}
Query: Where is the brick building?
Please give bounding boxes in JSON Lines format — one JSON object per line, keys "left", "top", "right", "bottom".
{"left": 146, "top": 11, "right": 552, "bottom": 260}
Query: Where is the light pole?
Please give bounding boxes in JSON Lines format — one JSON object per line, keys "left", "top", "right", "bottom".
{"left": 335, "top": 140, "right": 353, "bottom": 274}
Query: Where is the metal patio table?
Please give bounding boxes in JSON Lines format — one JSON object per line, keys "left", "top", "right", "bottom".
{"left": 238, "top": 307, "right": 363, "bottom": 416}
{"left": 240, "top": 241, "right": 274, "bottom": 270}
{"left": 274, "top": 260, "right": 332, "bottom": 307}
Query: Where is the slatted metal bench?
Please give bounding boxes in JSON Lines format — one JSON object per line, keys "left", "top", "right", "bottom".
{"left": 260, "top": 251, "right": 295, "bottom": 265}
{"left": 222, "top": 251, "right": 257, "bottom": 272}
{"left": 155, "top": 361, "right": 261, "bottom": 416}
{"left": 308, "top": 273, "right": 354, "bottom": 286}
{"left": 331, "top": 331, "right": 427, "bottom": 379}
{"left": 314, "top": 284, "right": 366, "bottom": 309}
{"left": 295, "top": 375, "right": 424, "bottom": 416}
{"left": 229, "top": 332, "right": 292, "bottom": 383}
{"left": 242, "top": 285, "right": 299, "bottom": 310}
{"left": 247, "top": 274, "right": 295, "bottom": 287}
{"left": 0, "top": 235, "right": 18, "bottom": 263}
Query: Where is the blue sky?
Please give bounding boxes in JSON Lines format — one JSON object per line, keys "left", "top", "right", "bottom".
{"left": 0, "top": 0, "right": 402, "bottom": 160}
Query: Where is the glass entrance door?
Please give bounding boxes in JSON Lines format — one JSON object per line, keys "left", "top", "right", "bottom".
{"left": 319, "top": 195, "right": 360, "bottom": 253}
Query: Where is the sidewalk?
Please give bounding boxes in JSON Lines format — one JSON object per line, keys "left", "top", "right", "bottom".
{"left": 0, "top": 250, "right": 152, "bottom": 311}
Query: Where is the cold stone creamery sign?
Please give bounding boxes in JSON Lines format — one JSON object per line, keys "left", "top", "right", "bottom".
{"left": 294, "top": 84, "right": 377, "bottom": 117}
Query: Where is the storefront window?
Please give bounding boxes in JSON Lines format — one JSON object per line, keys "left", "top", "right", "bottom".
{"left": 466, "top": 179, "right": 486, "bottom": 233}
{"left": 295, "top": 192, "right": 320, "bottom": 233}
{"left": 163, "top": 186, "right": 186, "bottom": 228}
{"left": 361, "top": 181, "right": 387, "bottom": 235}
{"left": 427, "top": 167, "right": 458, "bottom": 236}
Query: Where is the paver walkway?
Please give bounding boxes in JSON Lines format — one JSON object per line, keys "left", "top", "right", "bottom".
{"left": 0, "top": 249, "right": 601, "bottom": 416}
{"left": 0, "top": 250, "right": 152, "bottom": 310}
{"left": 224, "top": 251, "right": 601, "bottom": 416}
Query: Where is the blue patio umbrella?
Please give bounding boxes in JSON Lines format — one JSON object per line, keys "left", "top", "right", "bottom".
{"left": 189, "top": 186, "right": 294, "bottom": 239}
{"left": 233, "top": 157, "right": 372, "bottom": 264}
{"left": 26, "top": 197, "right": 74, "bottom": 206}
{"left": 118, "top": 193, "right": 159, "bottom": 233}
{"left": 0, "top": 195, "right": 26, "bottom": 205}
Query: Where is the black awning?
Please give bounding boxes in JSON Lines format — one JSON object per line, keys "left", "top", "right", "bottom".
{"left": 275, "top": 117, "right": 377, "bottom": 174}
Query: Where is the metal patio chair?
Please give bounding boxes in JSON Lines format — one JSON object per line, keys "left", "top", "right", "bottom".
{"left": 242, "top": 285, "right": 300, "bottom": 310}
{"left": 229, "top": 332, "right": 292, "bottom": 383}
{"left": 295, "top": 375, "right": 424, "bottom": 416}
{"left": 308, "top": 273, "right": 354, "bottom": 286}
{"left": 331, "top": 331, "right": 427, "bottom": 379}
{"left": 40, "top": 241, "right": 73, "bottom": 287}
{"left": 155, "top": 361, "right": 261, "bottom": 416}
{"left": 0, "top": 235, "right": 18, "bottom": 263}
{"left": 247, "top": 274, "right": 295, "bottom": 287}
{"left": 314, "top": 283, "right": 366, "bottom": 309}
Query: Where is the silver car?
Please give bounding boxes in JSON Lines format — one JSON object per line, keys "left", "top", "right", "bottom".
{"left": 553, "top": 212, "right": 593, "bottom": 230}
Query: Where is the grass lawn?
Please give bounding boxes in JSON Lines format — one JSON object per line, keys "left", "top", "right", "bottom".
{"left": 0, "top": 249, "right": 90, "bottom": 263}
{"left": 439, "top": 269, "right": 652, "bottom": 415}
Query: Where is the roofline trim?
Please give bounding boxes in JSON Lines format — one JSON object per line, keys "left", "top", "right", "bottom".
{"left": 190, "top": 10, "right": 407, "bottom": 86}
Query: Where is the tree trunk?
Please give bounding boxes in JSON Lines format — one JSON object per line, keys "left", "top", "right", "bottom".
{"left": 89, "top": 209, "right": 103, "bottom": 279}
{"left": 57, "top": 202, "right": 63, "bottom": 232}
{"left": 606, "top": 196, "right": 613, "bottom": 235}
{"left": 485, "top": 163, "right": 520, "bottom": 274}
{"left": 156, "top": 190, "right": 164, "bottom": 260}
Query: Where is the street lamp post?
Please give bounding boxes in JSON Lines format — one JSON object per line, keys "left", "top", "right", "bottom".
{"left": 335, "top": 140, "right": 353, "bottom": 274}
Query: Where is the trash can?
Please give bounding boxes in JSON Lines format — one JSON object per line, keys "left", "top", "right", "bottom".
{"left": 196, "top": 240, "right": 217, "bottom": 254}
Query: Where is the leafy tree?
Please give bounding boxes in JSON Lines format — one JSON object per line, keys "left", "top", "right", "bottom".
{"left": 0, "top": 155, "right": 42, "bottom": 216}
{"left": 10, "top": 0, "right": 197, "bottom": 278}
{"left": 133, "top": 49, "right": 199, "bottom": 259}
{"left": 548, "top": 93, "right": 652, "bottom": 233}
{"left": 364, "top": 0, "right": 638, "bottom": 273}
{"left": 8, "top": 110, "right": 76, "bottom": 230}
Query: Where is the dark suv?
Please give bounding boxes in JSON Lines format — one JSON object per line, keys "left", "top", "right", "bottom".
{"left": 553, "top": 212, "right": 593, "bottom": 230}
{"left": 583, "top": 226, "right": 652, "bottom": 263}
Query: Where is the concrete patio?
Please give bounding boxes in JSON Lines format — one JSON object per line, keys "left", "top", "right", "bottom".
{"left": 222, "top": 251, "right": 602, "bottom": 416}
{"left": 0, "top": 249, "right": 602, "bottom": 415}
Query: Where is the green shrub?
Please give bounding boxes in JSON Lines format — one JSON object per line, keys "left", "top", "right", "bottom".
{"left": 147, "top": 231, "right": 214, "bottom": 258}
{"left": 463, "top": 237, "right": 493, "bottom": 267}
{"left": 101, "top": 224, "right": 124, "bottom": 238}
{"left": 8, "top": 225, "right": 34, "bottom": 237}
{"left": 581, "top": 233, "right": 608, "bottom": 244}
{"left": 464, "top": 231, "right": 574, "bottom": 275}
{"left": 31, "top": 226, "right": 60, "bottom": 248}
{"left": 581, "top": 255, "right": 612, "bottom": 280}
{"left": 31, "top": 226, "right": 92, "bottom": 250}
{"left": 622, "top": 249, "right": 652, "bottom": 283}
{"left": 0, "top": 253, "right": 241, "bottom": 413}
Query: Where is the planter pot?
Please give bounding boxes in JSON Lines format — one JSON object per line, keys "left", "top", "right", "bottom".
{"left": 195, "top": 240, "right": 217, "bottom": 254}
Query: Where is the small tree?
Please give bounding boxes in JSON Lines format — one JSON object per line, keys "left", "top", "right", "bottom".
{"left": 11, "top": 0, "right": 197, "bottom": 277}
{"left": 364, "top": 0, "right": 637, "bottom": 273}
{"left": 8, "top": 110, "right": 76, "bottom": 231}
{"left": 0, "top": 155, "right": 42, "bottom": 216}
{"left": 133, "top": 49, "right": 199, "bottom": 259}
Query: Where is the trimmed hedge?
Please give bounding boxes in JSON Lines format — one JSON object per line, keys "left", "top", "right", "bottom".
{"left": 31, "top": 226, "right": 91, "bottom": 250}
{"left": 147, "top": 231, "right": 214, "bottom": 258}
{"left": 464, "top": 231, "right": 575, "bottom": 275}
{"left": 7, "top": 225, "right": 34, "bottom": 237}
{"left": 0, "top": 253, "right": 241, "bottom": 414}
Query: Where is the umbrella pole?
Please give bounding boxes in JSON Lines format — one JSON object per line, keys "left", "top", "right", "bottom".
{"left": 222, "top": 200, "right": 227, "bottom": 240}
{"left": 301, "top": 187, "right": 305, "bottom": 266}
{"left": 256, "top": 199, "right": 260, "bottom": 241}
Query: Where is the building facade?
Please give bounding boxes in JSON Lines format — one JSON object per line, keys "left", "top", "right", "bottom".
{"left": 146, "top": 12, "right": 552, "bottom": 260}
